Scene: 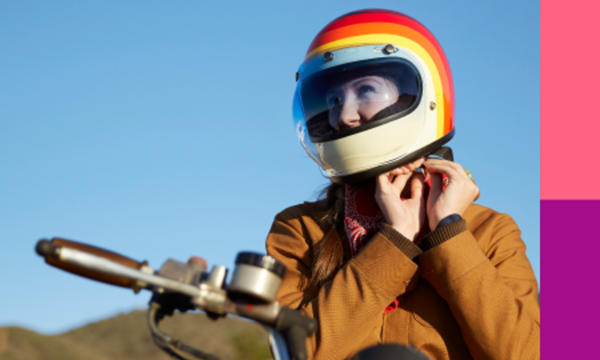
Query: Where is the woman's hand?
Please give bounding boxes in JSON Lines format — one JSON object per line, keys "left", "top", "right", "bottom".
{"left": 375, "top": 158, "right": 426, "bottom": 242}
{"left": 424, "top": 158, "right": 479, "bottom": 230}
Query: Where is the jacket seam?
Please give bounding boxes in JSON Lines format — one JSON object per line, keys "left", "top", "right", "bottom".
{"left": 437, "top": 258, "right": 489, "bottom": 287}
{"left": 484, "top": 244, "right": 527, "bottom": 258}
{"left": 350, "top": 258, "right": 402, "bottom": 302}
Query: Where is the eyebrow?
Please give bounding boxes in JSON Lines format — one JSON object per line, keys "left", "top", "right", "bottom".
{"left": 352, "top": 77, "right": 385, "bottom": 86}
{"left": 326, "top": 76, "right": 387, "bottom": 98}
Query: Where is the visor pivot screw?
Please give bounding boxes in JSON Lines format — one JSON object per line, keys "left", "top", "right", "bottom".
{"left": 323, "top": 52, "right": 334, "bottom": 62}
{"left": 296, "top": 72, "right": 300, "bottom": 82}
{"left": 383, "top": 44, "right": 396, "bottom": 54}
{"left": 429, "top": 102, "right": 436, "bottom": 110}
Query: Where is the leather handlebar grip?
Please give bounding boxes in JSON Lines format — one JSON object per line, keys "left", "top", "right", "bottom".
{"left": 37, "top": 238, "right": 145, "bottom": 289}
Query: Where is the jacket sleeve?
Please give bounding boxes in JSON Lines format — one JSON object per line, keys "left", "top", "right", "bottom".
{"left": 419, "top": 212, "right": 540, "bottom": 360}
{"left": 266, "top": 209, "right": 420, "bottom": 360}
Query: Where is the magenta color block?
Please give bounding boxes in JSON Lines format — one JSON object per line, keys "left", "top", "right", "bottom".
{"left": 541, "top": 200, "right": 600, "bottom": 358}
{"left": 541, "top": 1, "right": 600, "bottom": 199}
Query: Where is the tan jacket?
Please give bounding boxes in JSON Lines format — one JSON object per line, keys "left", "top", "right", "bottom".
{"left": 266, "top": 200, "right": 540, "bottom": 360}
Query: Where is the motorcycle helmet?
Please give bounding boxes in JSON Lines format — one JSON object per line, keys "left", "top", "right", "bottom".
{"left": 292, "top": 9, "right": 455, "bottom": 184}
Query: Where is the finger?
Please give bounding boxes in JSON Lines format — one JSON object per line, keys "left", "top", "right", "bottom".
{"left": 376, "top": 173, "right": 390, "bottom": 189}
{"left": 388, "top": 168, "right": 406, "bottom": 177}
{"left": 379, "top": 168, "right": 406, "bottom": 186}
{"left": 412, "top": 172, "right": 427, "bottom": 223}
{"left": 391, "top": 167, "right": 411, "bottom": 178}
{"left": 377, "top": 168, "right": 403, "bottom": 186}
{"left": 427, "top": 172, "right": 444, "bottom": 209}
{"left": 377, "top": 171, "right": 402, "bottom": 193}
{"left": 410, "top": 172, "right": 425, "bottom": 201}
{"left": 380, "top": 165, "right": 410, "bottom": 185}
{"left": 405, "top": 157, "right": 425, "bottom": 172}
{"left": 404, "top": 162, "right": 416, "bottom": 173}
{"left": 425, "top": 158, "right": 465, "bottom": 173}
{"left": 430, "top": 171, "right": 443, "bottom": 190}
{"left": 413, "top": 157, "right": 425, "bottom": 169}
{"left": 424, "top": 160, "right": 464, "bottom": 180}
{"left": 390, "top": 169, "right": 413, "bottom": 192}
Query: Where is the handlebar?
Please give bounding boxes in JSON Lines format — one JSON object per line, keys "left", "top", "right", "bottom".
{"left": 36, "top": 238, "right": 148, "bottom": 291}
{"left": 35, "top": 237, "right": 316, "bottom": 360}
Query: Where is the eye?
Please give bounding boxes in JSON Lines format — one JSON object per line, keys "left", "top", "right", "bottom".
{"left": 326, "top": 95, "right": 343, "bottom": 109}
{"left": 357, "top": 85, "right": 376, "bottom": 97}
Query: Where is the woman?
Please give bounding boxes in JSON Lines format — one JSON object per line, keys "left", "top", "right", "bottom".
{"left": 266, "top": 9, "right": 539, "bottom": 360}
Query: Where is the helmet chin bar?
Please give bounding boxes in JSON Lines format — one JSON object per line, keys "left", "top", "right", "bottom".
{"left": 329, "top": 129, "right": 455, "bottom": 185}
{"left": 428, "top": 146, "right": 454, "bottom": 162}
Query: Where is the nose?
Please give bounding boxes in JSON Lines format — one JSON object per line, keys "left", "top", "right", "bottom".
{"left": 335, "top": 98, "right": 361, "bottom": 130}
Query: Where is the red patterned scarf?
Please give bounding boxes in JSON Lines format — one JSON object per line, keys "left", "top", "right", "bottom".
{"left": 343, "top": 181, "right": 384, "bottom": 257}
{"left": 343, "top": 174, "right": 448, "bottom": 313}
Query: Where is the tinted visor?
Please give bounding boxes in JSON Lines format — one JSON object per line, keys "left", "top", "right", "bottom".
{"left": 301, "top": 58, "right": 422, "bottom": 142}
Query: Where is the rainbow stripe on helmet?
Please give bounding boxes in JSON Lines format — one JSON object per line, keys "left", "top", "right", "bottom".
{"left": 303, "top": 9, "right": 454, "bottom": 138}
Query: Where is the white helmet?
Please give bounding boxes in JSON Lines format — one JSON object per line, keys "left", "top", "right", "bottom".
{"left": 292, "top": 9, "right": 455, "bottom": 184}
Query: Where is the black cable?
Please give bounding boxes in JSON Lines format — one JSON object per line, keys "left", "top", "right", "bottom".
{"left": 147, "top": 302, "right": 220, "bottom": 360}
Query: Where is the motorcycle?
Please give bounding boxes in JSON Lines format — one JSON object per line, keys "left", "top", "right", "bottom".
{"left": 34, "top": 237, "right": 315, "bottom": 360}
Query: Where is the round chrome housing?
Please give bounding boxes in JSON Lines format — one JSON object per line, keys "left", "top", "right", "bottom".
{"left": 228, "top": 252, "right": 286, "bottom": 303}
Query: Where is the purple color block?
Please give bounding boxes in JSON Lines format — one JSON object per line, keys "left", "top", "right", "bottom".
{"left": 541, "top": 200, "right": 600, "bottom": 359}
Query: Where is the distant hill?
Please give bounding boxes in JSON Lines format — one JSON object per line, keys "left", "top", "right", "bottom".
{"left": 0, "top": 296, "right": 541, "bottom": 360}
{"left": 0, "top": 310, "right": 272, "bottom": 360}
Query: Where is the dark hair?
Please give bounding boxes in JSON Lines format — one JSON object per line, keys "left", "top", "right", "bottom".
{"left": 310, "top": 182, "right": 345, "bottom": 287}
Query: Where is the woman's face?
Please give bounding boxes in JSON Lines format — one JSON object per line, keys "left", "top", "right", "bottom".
{"left": 326, "top": 75, "right": 399, "bottom": 131}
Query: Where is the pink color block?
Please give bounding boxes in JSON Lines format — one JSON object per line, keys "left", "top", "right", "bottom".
{"left": 541, "top": 1, "right": 600, "bottom": 199}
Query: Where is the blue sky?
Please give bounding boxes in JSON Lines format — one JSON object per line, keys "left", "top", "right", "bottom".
{"left": 0, "top": 0, "right": 539, "bottom": 334}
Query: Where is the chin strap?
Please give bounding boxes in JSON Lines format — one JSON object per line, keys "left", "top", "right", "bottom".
{"left": 428, "top": 146, "right": 454, "bottom": 162}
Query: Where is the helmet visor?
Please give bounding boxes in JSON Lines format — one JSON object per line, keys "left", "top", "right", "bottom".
{"left": 300, "top": 58, "right": 422, "bottom": 142}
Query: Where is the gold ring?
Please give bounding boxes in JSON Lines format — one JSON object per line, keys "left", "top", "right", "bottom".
{"left": 464, "top": 168, "right": 473, "bottom": 181}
